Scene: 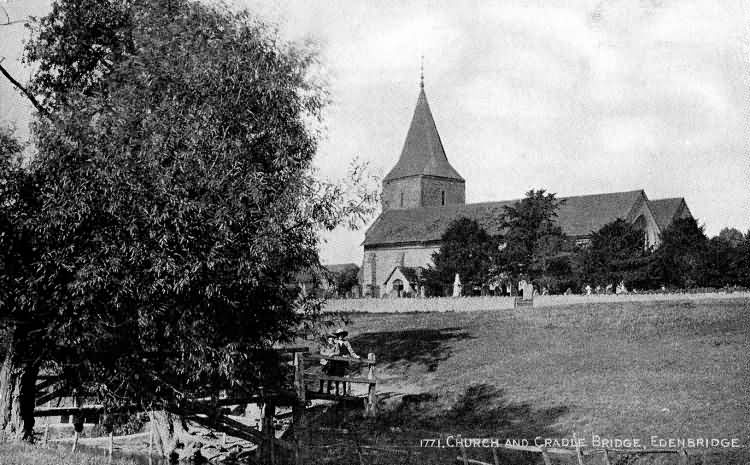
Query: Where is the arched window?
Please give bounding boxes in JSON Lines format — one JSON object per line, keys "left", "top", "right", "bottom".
{"left": 441, "top": 191, "right": 445, "bottom": 206}
{"left": 400, "top": 192, "right": 404, "bottom": 208}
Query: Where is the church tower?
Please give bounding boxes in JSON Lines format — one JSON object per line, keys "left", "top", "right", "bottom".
{"left": 381, "top": 72, "right": 465, "bottom": 210}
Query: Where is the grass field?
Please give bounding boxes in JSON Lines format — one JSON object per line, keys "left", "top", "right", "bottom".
{"left": 0, "top": 443, "right": 143, "bottom": 465}
{"left": 307, "top": 296, "right": 748, "bottom": 464}
{"left": 1, "top": 297, "right": 745, "bottom": 465}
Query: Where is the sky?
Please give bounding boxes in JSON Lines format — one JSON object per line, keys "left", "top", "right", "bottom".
{"left": 1, "top": 0, "right": 748, "bottom": 266}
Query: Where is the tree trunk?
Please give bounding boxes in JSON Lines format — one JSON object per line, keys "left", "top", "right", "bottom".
{"left": 151, "top": 410, "right": 204, "bottom": 462}
{"left": 0, "top": 339, "right": 22, "bottom": 440}
{"left": 0, "top": 334, "right": 38, "bottom": 442}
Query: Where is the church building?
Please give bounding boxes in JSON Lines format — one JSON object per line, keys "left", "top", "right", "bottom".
{"left": 361, "top": 78, "right": 693, "bottom": 298}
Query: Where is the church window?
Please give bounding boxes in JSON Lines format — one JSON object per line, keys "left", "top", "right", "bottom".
{"left": 441, "top": 191, "right": 445, "bottom": 206}
{"left": 400, "top": 192, "right": 404, "bottom": 208}
{"left": 633, "top": 215, "right": 648, "bottom": 249}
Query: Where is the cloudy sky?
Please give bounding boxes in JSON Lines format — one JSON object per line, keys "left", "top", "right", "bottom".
{"left": 2, "top": 0, "right": 748, "bottom": 265}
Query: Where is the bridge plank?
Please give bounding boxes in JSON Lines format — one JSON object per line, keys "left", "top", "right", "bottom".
{"left": 304, "top": 354, "right": 376, "bottom": 365}
{"left": 312, "top": 376, "right": 376, "bottom": 384}
{"left": 306, "top": 391, "right": 364, "bottom": 402}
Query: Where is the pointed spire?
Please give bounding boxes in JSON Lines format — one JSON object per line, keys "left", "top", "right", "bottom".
{"left": 420, "top": 55, "right": 424, "bottom": 89}
{"left": 383, "top": 72, "right": 464, "bottom": 183}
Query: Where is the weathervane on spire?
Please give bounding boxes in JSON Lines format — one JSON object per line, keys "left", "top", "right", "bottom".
{"left": 420, "top": 55, "right": 424, "bottom": 89}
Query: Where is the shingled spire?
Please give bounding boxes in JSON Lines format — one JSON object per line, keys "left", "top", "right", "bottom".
{"left": 384, "top": 78, "right": 464, "bottom": 182}
{"left": 381, "top": 68, "right": 466, "bottom": 211}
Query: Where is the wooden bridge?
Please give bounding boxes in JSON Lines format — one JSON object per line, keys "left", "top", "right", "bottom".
{"left": 32, "top": 347, "right": 378, "bottom": 464}
{"left": 300, "top": 352, "right": 377, "bottom": 414}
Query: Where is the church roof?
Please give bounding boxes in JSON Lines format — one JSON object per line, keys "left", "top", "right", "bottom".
{"left": 383, "top": 87, "right": 464, "bottom": 182}
{"left": 383, "top": 266, "right": 422, "bottom": 286}
{"left": 647, "top": 198, "right": 687, "bottom": 232}
{"left": 363, "top": 190, "right": 646, "bottom": 247}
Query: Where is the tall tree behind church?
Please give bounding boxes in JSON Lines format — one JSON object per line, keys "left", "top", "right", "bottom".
{"left": 494, "top": 189, "right": 568, "bottom": 283}
{"left": 423, "top": 218, "right": 495, "bottom": 296}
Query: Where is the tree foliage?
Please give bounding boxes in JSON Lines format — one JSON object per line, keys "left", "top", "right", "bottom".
{"left": 0, "top": 126, "right": 48, "bottom": 440}
{"left": 649, "top": 217, "right": 708, "bottom": 288}
{"left": 0, "top": 0, "right": 377, "bottom": 447}
{"left": 423, "top": 217, "right": 495, "bottom": 296}
{"left": 579, "top": 219, "right": 652, "bottom": 288}
{"left": 494, "top": 189, "right": 567, "bottom": 281}
{"left": 717, "top": 227, "right": 744, "bottom": 248}
{"left": 332, "top": 266, "right": 360, "bottom": 298}
{"left": 702, "top": 229, "right": 749, "bottom": 288}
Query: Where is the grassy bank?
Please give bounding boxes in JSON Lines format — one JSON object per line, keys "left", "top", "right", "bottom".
{"left": 305, "top": 297, "right": 748, "bottom": 464}
{"left": 0, "top": 443, "right": 143, "bottom": 465}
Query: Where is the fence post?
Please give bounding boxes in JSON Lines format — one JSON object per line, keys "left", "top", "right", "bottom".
{"left": 71, "top": 393, "right": 83, "bottom": 453}
{"left": 71, "top": 429, "right": 79, "bottom": 453}
{"left": 573, "top": 433, "right": 584, "bottom": 465}
{"left": 261, "top": 400, "right": 276, "bottom": 465}
{"left": 148, "top": 420, "right": 154, "bottom": 457}
{"left": 540, "top": 446, "right": 552, "bottom": 465}
{"left": 43, "top": 423, "right": 49, "bottom": 446}
{"left": 108, "top": 431, "right": 114, "bottom": 458}
{"left": 459, "top": 440, "right": 469, "bottom": 465}
{"left": 293, "top": 352, "right": 307, "bottom": 465}
{"left": 366, "top": 353, "right": 376, "bottom": 417}
{"left": 679, "top": 448, "right": 688, "bottom": 465}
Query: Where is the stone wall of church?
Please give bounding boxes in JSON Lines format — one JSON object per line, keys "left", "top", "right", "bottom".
{"left": 381, "top": 177, "right": 423, "bottom": 210}
{"left": 420, "top": 177, "right": 465, "bottom": 207}
{"left": 627, "top": 197, "right": 662, "bottom": 248}
{"left": 362, "top": 244, "right": 440, "bottom": 296}
{"left": 381, "top": 176, "right": 465, "bottom": 210}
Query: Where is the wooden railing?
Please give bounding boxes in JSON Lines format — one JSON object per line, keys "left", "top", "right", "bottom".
{"left": 296, "top": 352, "right": 377, "bottom": 416}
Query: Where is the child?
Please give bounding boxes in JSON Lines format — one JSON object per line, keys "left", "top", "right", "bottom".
{"left": 318, "top": 334, "right": 339, "bottom": 393}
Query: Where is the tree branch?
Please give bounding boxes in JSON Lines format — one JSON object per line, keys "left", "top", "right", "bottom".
{"left": 0, "top": 60, "right": 50, "bottom": 119}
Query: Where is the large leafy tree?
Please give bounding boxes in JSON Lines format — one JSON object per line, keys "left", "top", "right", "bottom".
{"left": 703, "top": 228, "right": 749, "bottom": 288}
{"left": 0, "top": 0, "right": 376, "bottom": 453}
{"left": 717, "top": 227, "right": 745, "bottom": 248}
{"left": 494, "top": 189, "right": 567, "bottom": 283}
{"left": 578, "top": 219, "right": 652, "bottom": 289}
{"left": 650, "top": 217, "right": 708, "bottom": 288}
{"left": 331, "top": 265, "right": 361, "bottom": 298}
{"left": 423, "top": 217, "right": 495, "bottom": 296}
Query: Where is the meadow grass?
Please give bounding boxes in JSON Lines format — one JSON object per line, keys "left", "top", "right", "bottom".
{"left": 0, "top": 443, "right": 142, "bottom": 465}
{"left": 307, "top": 296, "right": 748, "bottom": 464}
